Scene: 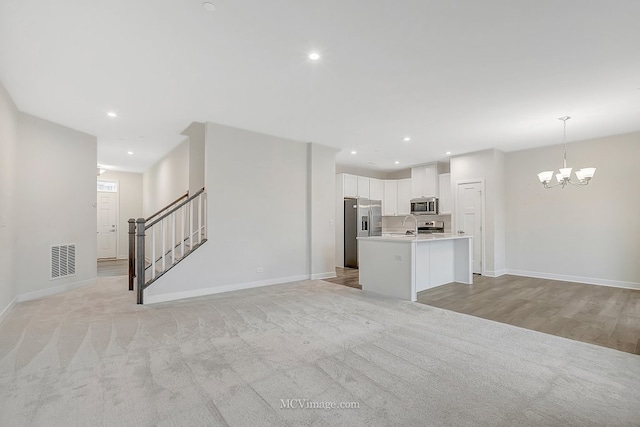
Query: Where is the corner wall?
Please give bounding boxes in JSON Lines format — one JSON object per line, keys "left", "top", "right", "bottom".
{"left": 142, "top": 139, "right": 189, "bottom": 217}
{"left": 505, "top": 132, "right": 640, "bottom": 288}
{"left": 181, "top": 122, "right": 206, "bottom": 196}
{"left": 144, "top": 123, "right": 336, "bottom": 303}
{"left": 14, "top": 113, "right": 97, "bottom": 298}
{"left": 0, "top": 82, "right": 18, "bottom": 320}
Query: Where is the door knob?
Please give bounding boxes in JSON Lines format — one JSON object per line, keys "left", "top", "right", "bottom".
{"left": 457, "top": 230, "right": 465, "bottom": 234}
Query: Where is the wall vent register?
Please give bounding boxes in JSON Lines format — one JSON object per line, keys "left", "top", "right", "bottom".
{"left": 51, "top": 244, "right": 76, "bottom": 279}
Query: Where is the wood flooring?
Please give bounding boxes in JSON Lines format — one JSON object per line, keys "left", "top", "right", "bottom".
{"left": 418, "top": 274, "right": 640, "bottom": 355}
{"left": 97, "top": 259, "right": 128, "bottom": 277}
{"left": 324, "top": 268, "right": 640, "bottom": 355}
{"left": 323, "top": 267, "right": 361, "bottom": 289}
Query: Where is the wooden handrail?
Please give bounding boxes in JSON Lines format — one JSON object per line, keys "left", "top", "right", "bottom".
{"left": 145, "top": 187, "right": 205, "bottom": 230}
{"left": 145, "top": 191, "right": 189, "bottom": 222}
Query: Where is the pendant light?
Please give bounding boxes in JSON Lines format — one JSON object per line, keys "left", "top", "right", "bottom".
{"left": 537, "top": 116, "right": 596, "bottom": 188}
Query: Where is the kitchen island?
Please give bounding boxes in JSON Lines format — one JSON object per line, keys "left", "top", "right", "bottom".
{"left": 357, "top": 234, "right": 473, "bottom": 301}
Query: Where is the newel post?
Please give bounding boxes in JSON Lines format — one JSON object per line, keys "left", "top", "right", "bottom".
{"left": 128, "top": 219, "right": 136, "bottom": 291}
{"left": 136, "top": 218, "right": 146, "bottom": 304}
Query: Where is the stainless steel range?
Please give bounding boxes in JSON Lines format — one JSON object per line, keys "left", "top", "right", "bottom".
{"left": 417, "top": 220, "right": 444, "bottom": 234}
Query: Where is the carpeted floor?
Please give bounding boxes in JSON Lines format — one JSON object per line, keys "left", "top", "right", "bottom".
{"left": 1, "top": 276, "right": 639, "bottom": 426}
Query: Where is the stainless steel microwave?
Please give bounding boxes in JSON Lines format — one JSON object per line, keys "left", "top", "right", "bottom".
{"left": 410, "top": 197, "right": 439, "bottom": 215}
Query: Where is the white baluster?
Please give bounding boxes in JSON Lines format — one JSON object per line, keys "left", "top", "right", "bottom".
{"left": 181, "top": 205, "right": 185, "bottom": 257}
{"left": 171, "top": 211, "right": 176, "bottom": 265}
{"left": 151, "top": 226, "right": 156, "bottom": 280}
{"left": 161, "top": 218, "right": 166, "bottom": 272}
{"left": 189, "top": 200, "right": 193, "bottom": 251}
{"left": 198, "top": 194, "right": 202, "bottom": 244}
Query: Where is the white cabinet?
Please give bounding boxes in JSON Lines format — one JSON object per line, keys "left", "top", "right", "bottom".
{"left": 357, "top": 176, "right": 370, "bottom": 198}
{"left": 438, "top": 173, "right": 452, "bottom": 214}
{"left": 382, "top": 180, "right": 397, "bottom": 216}
{"left": 397, "top": 179, "right": 412, "bottom": 215}
{"left": 383, "top": 178, "right": 412, "bottom": 216}
{"left": 369, "top": 178, "right": 383, "bottom": 201}
{"left": 411, "top": 164, "right": 439, "bottom": 199}
{"left": 340, "top": 174, "right": 370, "bottom": 198}
{"left": 342, "top": 174, "right": 358, "bottom": 197}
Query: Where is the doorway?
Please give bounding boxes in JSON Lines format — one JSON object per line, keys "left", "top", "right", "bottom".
{"left": 97, "top": 180, "right": 118, "bottom": 259}
{"left": 455, "top": 180, "right": 484, "bottom": 275}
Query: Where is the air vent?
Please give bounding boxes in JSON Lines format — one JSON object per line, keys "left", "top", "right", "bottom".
{"left": 51, "top": 244, "right": 76, "bottom": 280}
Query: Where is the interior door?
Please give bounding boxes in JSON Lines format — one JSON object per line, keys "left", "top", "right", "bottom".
{"left": 456, "top": 182, "right": 483, "bottom": 274}
{"left": 97, "top": 192, "right": 117, "bottom": 258}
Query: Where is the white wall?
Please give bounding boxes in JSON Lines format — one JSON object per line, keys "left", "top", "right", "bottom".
{"left": 144, "top": 123, "right": 336, "bottom": 303}
{"left": 506, "top": 132, "right": 640, "bottom": 288}
{"left": 0, "top": 82, "right": 18, "bottom": 320}
{"left": 309, "top": 143, "right": 338, "bottom": 279}
{"left": 182, "top": 122, "right": 206, "bottom": 195}
{"left": 142, "top": 139, "right": 189, "bottom": 217}
{"left": 14, "top": 113, "right": 97, "bottom": 297}
{"left": 450, "top": 148, "right": 506, "bottom": 276}
{"left": 99, "top": 170, "right": 143, "bottom": 259}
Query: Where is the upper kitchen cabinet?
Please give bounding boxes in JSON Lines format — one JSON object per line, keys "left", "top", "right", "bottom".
{"left": 369, "top": 178, "right": 383, "bottom": 201}
{"left": 382, "top": 180, "right": 397, "bottom": 215}
{"left": 411, "top": 162, "right": 450, "bottom": 199}
{"left": 357, "top": 176, "right": 370, "bottom": 198}
{"left": 339, "top": 174, "right": 370, "bottom": 198}
{"left": 397, "top": 179, "right": 412, "bottom": 215}
{"left": 438, "top": 173, "right": 452, "bottom": 214}
{"left": 411, "top": 164, "right": 438, "bottom": 199}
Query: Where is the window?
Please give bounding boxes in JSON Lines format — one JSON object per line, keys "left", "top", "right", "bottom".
{"left": 97, "top": 180, "right": 117, "bottom": 192}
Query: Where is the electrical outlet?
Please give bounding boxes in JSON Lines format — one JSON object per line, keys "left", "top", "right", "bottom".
{"left": 256, "top": 267, "right": 264, "bottom": 273}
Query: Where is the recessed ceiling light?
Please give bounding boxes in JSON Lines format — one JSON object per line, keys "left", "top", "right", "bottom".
{"left": 106, "top": 111, "right": 117, "bottom": 118}
{"left": 308, "top": 52, "right": 320, "bottom": 61}
{"left": 350, "top": 150, "right": 357, "bottom": 155}
{"left": 394, "top": 161, "right": 400, "bottom": 165}
{"left": 202, "top": 2, "right": 216, "bottom": 12}
{"left": 446, "top": 151, "right": 452, "bottom": 155}
{"left": 127, "top": 151, "right": 134, "bottom": 155}
{"left": 403, "top": 137, "right": 411, "bottom": 142}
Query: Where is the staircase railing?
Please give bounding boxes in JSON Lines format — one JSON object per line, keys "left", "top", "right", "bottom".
{"left": 128, "top": 188, "right": 207, "bottom": 304}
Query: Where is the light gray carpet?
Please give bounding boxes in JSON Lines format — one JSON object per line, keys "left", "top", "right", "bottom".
{"left": 0, "top": 276, "right": 639, "bottom": 426}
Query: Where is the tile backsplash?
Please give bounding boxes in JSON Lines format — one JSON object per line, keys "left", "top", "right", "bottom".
{"left": 382, "top": 215, "right": 452, "bottom": 233}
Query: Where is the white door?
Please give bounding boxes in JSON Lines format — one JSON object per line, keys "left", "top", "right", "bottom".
{"left": 97, "top": 192, "right": 117, "bottom": 258}
{"left": 456, "top": 181, "right": 483, "bottom": 274}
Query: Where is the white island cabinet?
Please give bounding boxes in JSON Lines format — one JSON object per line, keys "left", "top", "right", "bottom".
{"left": 357, "top": 234, "right": 473, "bottom": 301}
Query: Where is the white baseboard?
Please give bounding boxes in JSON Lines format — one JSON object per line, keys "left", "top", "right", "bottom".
{"left": 311, "top": 271, "right": 337, "bottom": 280}
{"left": 17, "top": 277, "right": 98, "bottom": 302}
{"left": 143, "top": 274, "right": 311, "bottom": 305}
{"left": 0, "top": 296, "right": 18, "bottom": 325}
{"left": 506, "top": 269, "right": 640, "bottom": 290}
{"left": 484, "top": 269, "right": 507, "bottom": 278}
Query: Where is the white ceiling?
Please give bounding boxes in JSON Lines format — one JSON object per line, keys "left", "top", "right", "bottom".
{"left": 1, "top": 0, "right": 639, "bottom": 173}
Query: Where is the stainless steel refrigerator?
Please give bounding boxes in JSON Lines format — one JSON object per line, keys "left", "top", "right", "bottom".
{"left": 344, "top": 198, "right": 382, "bottom": 268}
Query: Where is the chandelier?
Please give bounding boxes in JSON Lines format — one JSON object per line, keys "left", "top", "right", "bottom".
{"left": 537, "top": 116, "right": 596, "bottom": 189}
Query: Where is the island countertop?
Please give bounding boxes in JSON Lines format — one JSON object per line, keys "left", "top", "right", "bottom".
{"left": 358, "top": 233, "right": 471, "bottom": 243}
{"left": 357, "top": 234, "right": 473, "bottom": 301}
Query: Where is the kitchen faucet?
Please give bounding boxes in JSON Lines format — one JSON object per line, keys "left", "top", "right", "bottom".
{"left": 402, "top": 214, "right": 418, "bottom": 236}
